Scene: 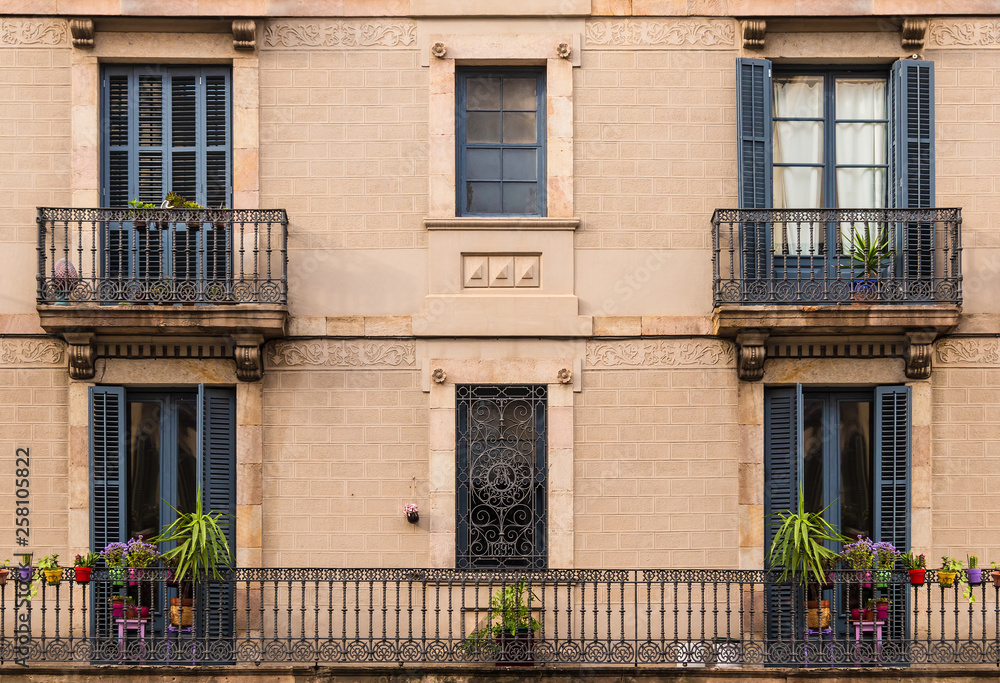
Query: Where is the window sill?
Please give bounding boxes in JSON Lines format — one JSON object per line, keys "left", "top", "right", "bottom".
{"left": 424, "top": 217, "right": 579, "bottom": 231}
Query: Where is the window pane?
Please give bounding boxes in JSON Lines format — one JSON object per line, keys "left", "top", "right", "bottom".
{"left": 466, "top": 148, "right": 501, "bottom": 180}
{"left": 176, "top": 398, "right": 198, "bottom": 515}
{"left": 835, "top": 78, "right": 886, "bottom": 119}
{"left": 773, "top": 75, "right": 823, "bottom": 118}
{"left": 839, "top": 400, "right": 873, "bottom": 540}
{"left": 502, "top": 148, "right": 536, "bottom": 181}
{"left": 836, "top": 122, "right": 886, "bottom": 165}
{"left": 503, "top": 112, "right": 536, "bottom": 143}
{"left": 836, "top": 167, "right": 886, "bottom": 209}
{"left": 773, "top": 166, "right": 823, "bottom": 208}
{"left": 803, "top": 399, "right": 824, "bottom": 515}
{"left": 466, "top": 181, "right": 501, "bottom": 214}
{"left": 503, "top": 77, "right": 537, "bottom": 110}
{"left": 466, "top": 76, "right": 501, "bottom": 111}
{"left": 128, "top": 401, "right": 161, "bottom": 540}
{"left": 466, "top": 112, "right": 502, "bottom": 143}
{"left": 502, "top": 183, "right": 538, "bottom": 214}
{"left": 773, "top": 121, "right": 823, "bottom": 164}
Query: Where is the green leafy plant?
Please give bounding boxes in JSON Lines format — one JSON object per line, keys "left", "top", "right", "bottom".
{"left": 901, "top": 552, "right": 926, "bottom": 570}
{"left": 843, "top": 225, "right": 894, "bottom": 278}
{"left": 463, "top": 581, "right": 542, "bottom": 658}
{"left": 74, "top": 552, "right": 98, "bottom": 568}
{"left": 768, "top": 486, "right": 849, "bottom": 587}
{"left": 128, "top": 198, "right": 156, "bottom": 209}
{"left": 36, "top": 554, "right": 59, "bottom": 571}
{"left": 969, "top": 555, "right": 979, "bottom": 569}
{"left": 941, "top": 556, "right": 963, "bottom": 572}
{"left": 165, "top": 191, "right": 204, "bottom": 210}
{"left": 152, "top": 489, "right": 232, "bottom": 584}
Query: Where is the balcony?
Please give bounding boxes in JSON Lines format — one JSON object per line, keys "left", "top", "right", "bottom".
{"left": 2, "top": 568, "right": 998, "bottom": 670}
{"left": 711, "top": 208, "right": 962, "bottom": 380}
{"left": 35, "top": 207, "right": 288, "bottom": 381}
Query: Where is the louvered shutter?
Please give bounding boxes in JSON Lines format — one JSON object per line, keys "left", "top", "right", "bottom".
{"left": 874, "top": 385, "right": 911, "bottom": 658}
{"left": 89, "top": 386, "right": 126, "bottom": 646}
{"left": 197, "top": 385, "right": 236, "bottom": 655}
{"left": 889, "top": 60, "right": 935, "bottom": 281}
{"left": 736, "top": 58, "right": 772, "bottom": 281}
{"left": 764, "top": 385, "right": 802, "bottom": 659}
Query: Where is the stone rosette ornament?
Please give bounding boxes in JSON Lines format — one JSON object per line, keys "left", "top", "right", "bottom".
{"left": 556, "top": 42, "right": 572, "bottom": 59}
{"left": 430, "top": 42, "right": 447, "bottom": 58}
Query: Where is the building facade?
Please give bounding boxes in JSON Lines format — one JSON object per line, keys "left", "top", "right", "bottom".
{"left": 1, "top": 0, "right": 1000, "bottom": 675}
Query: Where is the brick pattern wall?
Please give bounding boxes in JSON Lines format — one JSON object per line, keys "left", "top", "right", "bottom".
{"left": 573, "top": 49, "right": 737, "bottom": 250}
{"left": 261, "top": 368, "right": 429, "bottom": 567}
{"left": 931, "top": 364, "right": 1000, "bottom": 561}
{"left": 0, "top": 366, "right": 68, "bottom": 558}
{"left": 259, "top": 49, "right": 428, "bottom": 251}
{"left": 575, "top": 367, "right": 739, "bottom": 568}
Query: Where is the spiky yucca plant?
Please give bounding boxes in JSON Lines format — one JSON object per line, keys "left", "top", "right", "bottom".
{"left": 768, "top": 486, "right": 848, "bottom": 586}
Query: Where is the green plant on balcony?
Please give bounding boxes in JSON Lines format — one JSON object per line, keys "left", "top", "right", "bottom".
{"left": 768, "top": 486, "right": 848, "bottom": 588}
{"left": 152, "top": 489, "right": 232, "bottom": 585}
{"left": 843, "top": 225, "right": 894, "bottom": 300}
{"left": 462, "top": 581, "right": 542, "bottom": 664}
{"left": 165, "top": 191, "right": 205, "bottom": 229}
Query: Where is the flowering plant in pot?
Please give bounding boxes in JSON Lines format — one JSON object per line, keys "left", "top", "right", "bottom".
{"left": 842, "top": 536, "right": 876, "bottom": 586}
{"left": 404, "top": 503, "right": 419, "bottom": 523}
{"left": 902, "top": 552, "right": 926, "bottom": 585}
{"left": 100, "top": 542, "right": 128, "bottom": 586}
{"left": 873, "top": 541, "right": 900, "bottom": 587}
{"left": 73, "top": 552, "right": 98, "bottom": 584}
{"left": 122, "top": 536, "right": 159, "bottom": 585}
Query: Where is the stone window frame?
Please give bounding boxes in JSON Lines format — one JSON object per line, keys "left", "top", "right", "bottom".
{"left": 427, "top": 33, "right": 575, "bottom": 219}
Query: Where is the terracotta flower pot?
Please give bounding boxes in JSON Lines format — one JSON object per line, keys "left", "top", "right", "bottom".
{"left": 0, "top": 568, "right": 8, "bottom": 586}
{"left": 993, "top": 571, "right": 1000, "bottom": 588}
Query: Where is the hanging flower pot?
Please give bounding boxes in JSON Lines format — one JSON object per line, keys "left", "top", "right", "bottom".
{"left": 992, "top": 571, "right": 1000, "bottom": 588}
{"left": 968, "top": 568, "right": 982, "bottom": 585}
{"left": 0, "top": 568, "right": 7, "bottom": 586}
{"left": 909, "top": 569, "right": 926, "bottom": 586}
{"left": 74, "top": 566, "right": 92, "bottom": 584}
{"left": 43, "top": 569, "right": 62, "bottom": 586}
{"left": 875, "top": 569, "right": 891, "bottom": 588}
{"left": 938, "top": 571, "right": 957, "bottom": 588}
{"left": 17, "top": 566, "right": 32, "bottom": 583}
{"left": 109, "top": 566, "right": 126, "bottom": 587}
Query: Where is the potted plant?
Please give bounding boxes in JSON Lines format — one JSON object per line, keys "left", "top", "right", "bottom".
{"left": 968, "top": 555, "right": 982, "bottom": 585}
{"left": 768, "top": 488, "right": 848, "bottom": 630}
{"left": 73, "top": 552, "right": 97, "bottom": 584}
{"left": 111, "top": 594, "right": 126, "bottom": 619}
{"left": 843, "top": 225, "right": 893, "bottom": 302}
{"left": 122, "top": 536, "right": 159, "bottom": 585}
{"left": 463, "top": 581, "right": 542, "bottom": 666}
{"left": 939, "top": 557, "right": 961, "bottom": 588}
{"left": 873, "top": 541, "right": 900, "bottom": 588}
{"left": 37, "top": 554, "right": 61, "bottom": 586}
{"left": 875, "top": 598, "right": 890, "bottom": 621}
{"left": 165, "top": 191, "right": 206, "bottom": 229}
{"left": 100, "top": 541, "right": 127, "bottom": 587}
{"left": 404, "top": 503, "right": 419, "bottom": 523}
{"left": 991, "top": 562, "right": 1000, "bottom": 589}
{"left": 16, "top": 553, "right": 32, "bottom": 583}
{"left": 902, "top": 552, "right": 926, "bottom": 585}
{"left": 129, "top": 198, "right": 157, "bottom": 229}
{"left": 842, "top": 536, "right": 876, "bottom": 587}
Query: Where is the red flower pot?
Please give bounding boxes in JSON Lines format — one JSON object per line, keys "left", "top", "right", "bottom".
{"left": 909, "top": 569, "right": 925, "bottom": 586}
{"left": 74, "top": 567, "right": 92, "bottom": 584}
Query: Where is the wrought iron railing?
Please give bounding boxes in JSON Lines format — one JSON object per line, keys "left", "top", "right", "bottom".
{"left": 36, "top": 207, "right": 288, "bottom": 305}
{"left": 2, "top": 568, "right": 999, "bottom": 667}
{"left": 712, "top": 208, "right": 962, "bottom": 306}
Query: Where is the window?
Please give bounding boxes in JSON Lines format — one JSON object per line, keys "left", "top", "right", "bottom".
{"left": 101, "top": 65, "right": 232, "bottom": 281}
{"left": 737, "top": 59, "right": 933, "bottom": 274}
{"left": 457, "top": 69, "right": 546, "bottom": 217}
{"left": 90, "top": 385, "right": 235, "bottom": 651}
{"left": 456, "top": 384, "right": 547, "bottom": 569}
{"left": 764, "top": 385, "right": 909, "bottom": 655}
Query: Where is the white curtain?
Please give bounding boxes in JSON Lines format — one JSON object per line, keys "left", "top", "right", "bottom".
{"left": 835, "top": 79, "right": 887, "bottom": 253}
{"left": 773, "top": 77, "right": 823, "bottom": 255}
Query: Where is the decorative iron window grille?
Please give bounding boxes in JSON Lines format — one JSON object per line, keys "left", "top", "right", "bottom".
{"left": 456, "top": 384, "right": 547, "bottom": 570}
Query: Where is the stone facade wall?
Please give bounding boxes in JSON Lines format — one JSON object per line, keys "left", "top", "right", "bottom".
{"left": 261, "top": 341, "right": 428, "bottom": 567}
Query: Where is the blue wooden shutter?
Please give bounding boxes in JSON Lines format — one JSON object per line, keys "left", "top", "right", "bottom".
{"left": 197, "top": 385, "right": 236, "bottom": 650}
{"left": 889, "top": 60, "right": 935, "bottom": 280}
{"left": 736, "top": 58, "right": 772, "bottom": 280}
{"left": 874, "top": 385, "right": 910, "bottom": 651}
{"left": 89, "top": 386, "right": 126, "bottom": 641}
{"left": 764, "top": 385, "right": 802, "bottom": 653}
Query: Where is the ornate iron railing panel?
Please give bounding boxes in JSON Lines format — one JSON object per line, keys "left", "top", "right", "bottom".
{"left": 456, "top": 384, "right": 547, "bottom": 570}
{"left": 2, "top": 567, "right": 999, "bottom": 668}
{"left": 36, "top": 207, "right": 288, "bottom": 305}
{"left": 712, "top": 208, "right": 962, "bottom": 306}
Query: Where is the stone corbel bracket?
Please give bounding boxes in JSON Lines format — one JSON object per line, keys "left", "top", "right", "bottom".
{"left": 904, "top": 331, "right": 936, "bottom": 380}
{"left": 736, "top": 330, "right": 768, "bottom": 382}
{"left": 901, "top": 18, "right": 927, "bottom": 51}
{"left": 742, "top": 19, "right": 766, "bottom": 50}
{"left": 69, "top": 19, "right": 94, "bottom": 48}
{"left": 233, "top": 334, "right": 264, "bottom": 381}
{"left": 232, "top": 19, "right": 256, "bottom": 51}
{"left": 65, "top": 332, "right": 96, "bottom": 380}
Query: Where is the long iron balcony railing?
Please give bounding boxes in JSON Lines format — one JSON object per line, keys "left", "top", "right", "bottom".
{"left": 2, "top": 568, "right": 998, "bottom": 668}
{"left": 36, "top": 207, "right": 288, "bottom": 305}
{"left": 712, "top": 208, "right": 962, "bottom": 307}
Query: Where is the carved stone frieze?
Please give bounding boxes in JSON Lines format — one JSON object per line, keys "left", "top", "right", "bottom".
{"left": 929, "top": 20, "right": 1000, "bottom": 48}
{"left": 267, "top": 340, "right": 417, "bottom": 368}
{"left": 0, "top": 338, "right": 66, "bottom": 366}
{"left": 232, "top": 20, "right": 256, "bottom": 51}
{"left": 936, "top": 338, "right": 1000, "bottom": 366}
{"left": 69, "top": 19, "right": 94, "bottom": 48}
{"left": 584, "top": 19, "right": 736, "bottom": 49}
{"left": 1, "top": 19, "right": 67, "bottom": 46}
{"left": 585, "top": 340, "right": 735, "bottom": 368}
{"left": 262, "top": 21, "right": 417, "bottom": 49}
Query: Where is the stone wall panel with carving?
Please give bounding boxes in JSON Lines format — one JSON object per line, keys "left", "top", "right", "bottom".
{"left": 586, "top": 340, "right": 736, "bottom": 368}
{"left": 1, "top": 19, "right": 67, "bottom": 46}
{"left": 935, "top": 338, "right": 1000, "bottom": 366}
{"left": 262, "top": 21, "right": 417, "bottom": 49}
{"left": 584, "top": 19, "right": 736, "bottom": 49}
{"left": 266, "top": 340, "right": 417, "bottom": 368}
{"left": 929, "top": 20, "right": 1000, "bottom": 48}
{"left": 0, "top": 338, "right": 66, "bottom": 366}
